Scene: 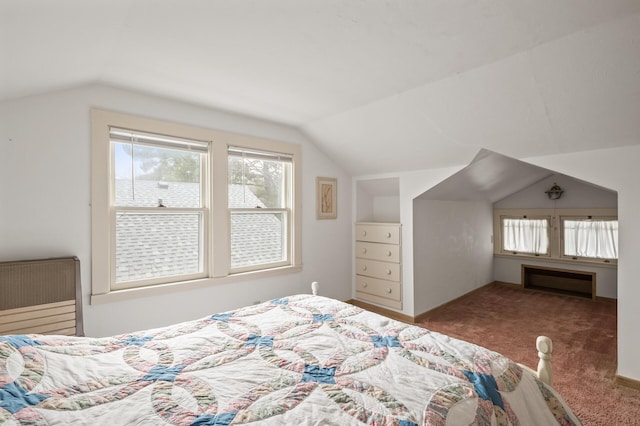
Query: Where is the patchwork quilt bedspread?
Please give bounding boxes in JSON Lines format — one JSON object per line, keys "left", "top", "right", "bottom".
{"left": 1, "top": 294, "right": 580, "bottom": 425}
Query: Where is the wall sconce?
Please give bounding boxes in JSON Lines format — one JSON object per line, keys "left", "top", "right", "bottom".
{"left": 545, "top": 182, "right": 564, "bottom": 200}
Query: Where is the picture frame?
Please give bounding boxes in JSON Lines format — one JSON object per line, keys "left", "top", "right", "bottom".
{"left": 316, "top": 177, "right": 337, "bottom": 219}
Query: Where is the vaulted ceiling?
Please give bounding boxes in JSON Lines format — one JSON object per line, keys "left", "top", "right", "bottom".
{"left": 2, "top": 1, "right": 640, "bottom": 175}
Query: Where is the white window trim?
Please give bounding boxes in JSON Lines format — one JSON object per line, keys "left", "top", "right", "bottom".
{"left": 493, "top": 208, "right": 617, "bottom": 267}
{"left": 91, "top": 109, "right": 302, "bottom": 304}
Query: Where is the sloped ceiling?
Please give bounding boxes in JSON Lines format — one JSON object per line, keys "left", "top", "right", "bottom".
{"left": 416, "top": 149, "right": 553, "bottom": 202}
{"left": 2, "top": 1, "right": 640, "bottom": 175}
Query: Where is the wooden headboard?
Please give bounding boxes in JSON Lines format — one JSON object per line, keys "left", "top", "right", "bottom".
{"left": 0, "top": 257, "right": 83, "bottom": 336}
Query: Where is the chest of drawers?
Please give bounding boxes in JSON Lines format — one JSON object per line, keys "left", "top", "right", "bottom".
{"left": 355, "top": 222, "right": 402, "bottom": 309}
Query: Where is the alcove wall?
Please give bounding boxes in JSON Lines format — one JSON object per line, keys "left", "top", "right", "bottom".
{"left": 355, "top": 177, "right": 400, "bottom": 223}
{"left": 494, "top": 174, "right": 618, "bottom": 298}
{"left": 410, "top": 149, "right": 618, "bottom": 315}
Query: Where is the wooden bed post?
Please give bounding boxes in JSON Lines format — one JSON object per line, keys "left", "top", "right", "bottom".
{"left": 536, "top": 336, "right": 553, "bottom": 387}
{"left": 311, "top": 281, "right": 319, "bottom": 296}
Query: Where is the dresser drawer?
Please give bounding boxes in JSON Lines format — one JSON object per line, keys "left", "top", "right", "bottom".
{"left": 355, "top": 241, "right": 400, "bottom": 263}
{"left": 356, "top": 275, "right": 401, "bottom": 302}
{"left": 355, "top": 259, "right": 400, "bottom": 282}
{"left": 355, "top": 223, "right": 400, "bottom": 244}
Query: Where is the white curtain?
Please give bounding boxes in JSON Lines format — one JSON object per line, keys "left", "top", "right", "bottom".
{"left": 564, "top": 220, "right": 618, "bottom": 259}
{"left": 503, "top": 218, "right": 549, "bottom": 255}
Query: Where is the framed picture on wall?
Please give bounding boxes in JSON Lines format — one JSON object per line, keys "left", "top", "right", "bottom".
{"left": 316, "top": 177, "right": 337, "bottom": 219}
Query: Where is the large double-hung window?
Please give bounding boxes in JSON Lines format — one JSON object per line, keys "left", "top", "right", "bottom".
{"left": 110, "top": 128, "right": 209, "bottom": 289}
{"left": 91, "top": 109, "right": 301, "bottom": 303}
{"left": 228, "top": 147, "right": 292, "bottom": 272}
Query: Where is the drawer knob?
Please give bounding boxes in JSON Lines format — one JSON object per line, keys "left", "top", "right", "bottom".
{"left": 362, "top": 248, "right": 367, "bottom": 254}
{"left": 386, "top": 269, "right": 391, "bottom": 275}
{"left": 386, "top": 288, "right": 392, "bottom": 294}
{"left": 362, "top": 265, "right": 367, "bottom": 271}
{"left": 362, "top": 282, "right": 368, "bottom": 288}
{"left": 386, "top": 232, "right": 391, "bottom": 238}
{"left": 386, "top": 250, "right": 392, "bottom": 256}
{"left": 362, "top": 231, "right": 367, "bottom": 237}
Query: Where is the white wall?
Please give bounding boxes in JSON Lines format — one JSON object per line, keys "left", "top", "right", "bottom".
{"left": 397, "top": 166, "right": 464, "bottom": 316}
{"left": 372, "top": 196, "right": 400, "bottom": 222}
{"left": 0, "top": 84, "right": 352, "bottom": 337}
{"left": 354, "top": 177, "right": 401, "bottom": 223}
{"left": 524, "top": 146, "right": 640, "bottom": 382}
{"left": 495, "top": 173, "right": 617, "bottom": 209}
{"left": 413, "top": 200, "right": 494, "bottom": 314}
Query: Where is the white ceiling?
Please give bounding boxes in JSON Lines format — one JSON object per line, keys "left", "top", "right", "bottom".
{"left": 417, "top": 149, "right": 553, "bottom": 202}
{"left": 2, "top": 1, "right": 640, "bottom": 175}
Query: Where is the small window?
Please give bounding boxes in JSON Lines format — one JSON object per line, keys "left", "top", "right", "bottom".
{"left": 562, "top": 217, "right": 618, "bottom": 260}
{"left": 228, "top": 147, "right": 292, "bottom": 272}
{"left": 501, "top": 217, "right": 550, "bottom": 255}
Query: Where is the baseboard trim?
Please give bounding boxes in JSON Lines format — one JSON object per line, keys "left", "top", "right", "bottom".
{"left": 414, "top": 282, "right": 500, "bottom": 323}
{"left": 494, "top": 280, "right": 521, "bottom": 289}
{"left": 346, "top": 299, "right": 414, "bottom": 324}
{"left": 615, "top": 374, "right": 640, "bottom": 390}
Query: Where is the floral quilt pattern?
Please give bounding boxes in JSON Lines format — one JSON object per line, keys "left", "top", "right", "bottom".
{"left": 0, "top": 295, "right": 580, "bottom": 425}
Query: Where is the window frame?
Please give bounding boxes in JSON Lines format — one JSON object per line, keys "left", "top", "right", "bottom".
{"left": 227, "top": 146, "right": 293, "bottom": 273}
{"left": 91, "top": 109, "right": 302, "bottom": 304}
{"left": 110, "top": 130, "right": 210, "bottom": 290}
{"left": 493, "top": 208, "right": 617, "bottom": 266}
{"left": 499, "top": 215, "right": 552, "bottom": 257}
{"left": 560, "top": 215, "right": 618, "bottom": 263}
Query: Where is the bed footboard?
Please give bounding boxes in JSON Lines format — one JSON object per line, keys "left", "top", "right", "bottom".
{"left": 535, "top": 335, "right": 553, "bottom": 386}
{"left": 518, "top": 335, "right": 553, "bottom": 386}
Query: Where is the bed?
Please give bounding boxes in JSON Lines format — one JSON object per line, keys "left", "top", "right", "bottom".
{"left": 0, "top": 280, "right": 580, "bottom": 425}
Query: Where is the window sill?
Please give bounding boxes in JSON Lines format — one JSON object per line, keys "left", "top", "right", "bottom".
{"left": 90, "top": 265, "right": 303, "bottom": 305}
{"left": 493, "top": 253, "right": 617, "bottom": 269}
